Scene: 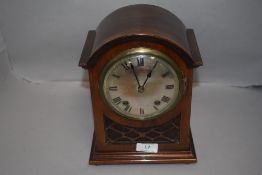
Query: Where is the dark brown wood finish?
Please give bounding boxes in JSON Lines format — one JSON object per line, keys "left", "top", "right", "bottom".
{"left": 79, "top": 4, "right": 203, "bottom": 165}
{"left": 89, "top": 130, "right": 196, "bottom": 164}
{"left": 79, "top": 30, "right": 96, "bottom": 68}
{"left": 79, "top": 4, "right": 202, "bottom": 69}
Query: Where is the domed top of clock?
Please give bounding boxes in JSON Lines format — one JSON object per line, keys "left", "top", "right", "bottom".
{"left": 79, "top": 4, "right": 203, "bottom": 69}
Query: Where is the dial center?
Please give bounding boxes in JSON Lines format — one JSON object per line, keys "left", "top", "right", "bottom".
{"left": 138, "top": 86, "right": 144, "bottom": 93}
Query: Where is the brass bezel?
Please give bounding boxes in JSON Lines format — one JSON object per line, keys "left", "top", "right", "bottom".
{"left": 99, "top": 47, "right": 185, "bottom": 120}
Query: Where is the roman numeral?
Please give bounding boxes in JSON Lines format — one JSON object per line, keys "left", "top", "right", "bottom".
{"left": 137, "top": 57, "right": 144, "bottom": 66}
{"left": 161, "top": 96, "right": 170, "bottom": 103}
{"left": 166, "top": 84, "right": 174, "bottom": 89}
{"left": 112, "top": 97, "right": 121, "bottom": 104}
{"left": 140, "top": 108, "right": 144, "bottom": 115}
{"left": 109, "top": 86, "right": 118, "bottom": 91}
{"left": 112, "top": 74, "right": 120, "bottom": 78}
{"left": 122, "top": 101, "right": 129, "bottom": 106}
{"left": 162, "top": 71, "right": 170, "bottom": 78}
{"left": 154, "top": 100, "right": 161, "bottom": 106}
{"left": 153, "top": 106, "right": 159, "bottom": 111}
{"left": 121, "top": 61, "right": 130, "bottom": 70}
{"left": 124, "top": 105, "right": 132, "bottom": 113}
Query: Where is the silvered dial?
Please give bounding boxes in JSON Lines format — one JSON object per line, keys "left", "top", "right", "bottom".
{"left": 101, "top": 48, "right": 182, "bottom": 120}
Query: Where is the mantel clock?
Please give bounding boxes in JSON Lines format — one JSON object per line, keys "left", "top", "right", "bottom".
{"left": 79, "top": 4, "right": 203, "bottom": 165}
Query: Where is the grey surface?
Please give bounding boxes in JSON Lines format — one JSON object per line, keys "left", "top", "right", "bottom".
{"left": 1, "top": 1, "right": 262, "bottom": 174}
{"left": 1, "top": 50, "right": 262, "bottom": 175}
{"left": 0, "top": 0, "right": 262, "bottom": 85}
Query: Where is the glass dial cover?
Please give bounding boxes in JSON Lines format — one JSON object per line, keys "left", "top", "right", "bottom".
{"left": 101, "top": 48, "right": 183, "bottom": 120}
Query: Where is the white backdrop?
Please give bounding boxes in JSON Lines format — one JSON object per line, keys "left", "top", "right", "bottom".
{"left": 0, "top": 0, "right": 262, "bottom": 85}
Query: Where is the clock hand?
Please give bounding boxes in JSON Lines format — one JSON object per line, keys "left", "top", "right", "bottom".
{"left": 130, "top": 63, "right": 141, "bottom": 88}
{"left": 141, "top": 61, "right": 158, "bottom": 88}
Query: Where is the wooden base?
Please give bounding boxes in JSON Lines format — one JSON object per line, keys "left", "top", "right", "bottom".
{"left": 89, "top": 131, "right": 197, "bottom": 165}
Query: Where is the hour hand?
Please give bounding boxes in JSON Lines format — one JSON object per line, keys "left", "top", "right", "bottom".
{"left": 141, "top": 61, "right": 158, "bottom": 88}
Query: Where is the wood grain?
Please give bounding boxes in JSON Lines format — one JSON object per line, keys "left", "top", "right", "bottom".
{"left": 79, "top": 4, "right": 202, "bottom": 165}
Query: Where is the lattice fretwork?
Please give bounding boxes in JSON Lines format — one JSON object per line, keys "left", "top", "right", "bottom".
{"left": 104, "top": 115, "right": 181, "bottom": 144}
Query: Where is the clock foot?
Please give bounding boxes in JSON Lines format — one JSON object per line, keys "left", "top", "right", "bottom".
{"left": 89, "top": 130, "right": 197, "bottom": 165}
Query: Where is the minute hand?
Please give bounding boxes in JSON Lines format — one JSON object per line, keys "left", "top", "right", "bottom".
{"left": 130, "top": 63, "right": 141, "bottom": 87}
{"left": 141, "top": 61, "right": 158, "bottom": 88}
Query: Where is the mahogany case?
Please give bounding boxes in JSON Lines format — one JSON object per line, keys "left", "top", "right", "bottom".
{"left": 79, "top": 4, "right": 203, "bottom": 165}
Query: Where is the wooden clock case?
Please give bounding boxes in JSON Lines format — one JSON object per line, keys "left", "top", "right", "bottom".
{"left": 79, "top": 4, "right": 203, "bottom": 165}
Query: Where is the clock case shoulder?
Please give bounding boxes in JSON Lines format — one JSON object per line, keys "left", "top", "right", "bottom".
{"left": 78, "top": 30, "right": 96, "bottom": 68}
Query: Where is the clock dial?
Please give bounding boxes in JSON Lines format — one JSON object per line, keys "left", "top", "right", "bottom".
{"left": 101, "top": 48, "right": 183, "bottom": 120}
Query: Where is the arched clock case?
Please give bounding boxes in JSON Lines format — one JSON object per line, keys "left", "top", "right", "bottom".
{"left": 79, "top": 4, "right": 203, "bottom": 165}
